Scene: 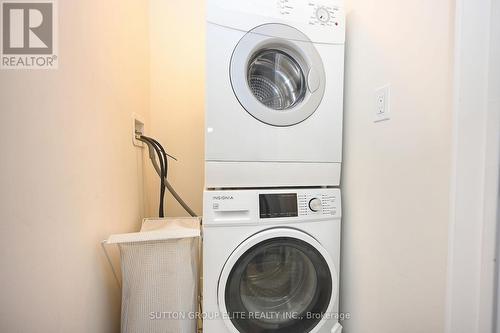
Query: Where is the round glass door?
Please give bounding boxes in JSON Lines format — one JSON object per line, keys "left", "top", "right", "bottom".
{"left": 223, "top": 237, "right": 332, "bottom": 333}
{"left": 230, "top": 24, "right": 326, "bottom": 127}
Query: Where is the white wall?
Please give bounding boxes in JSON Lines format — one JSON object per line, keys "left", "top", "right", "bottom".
{"left": 341, "top": 0, "right": 455, "bottom": 332}
{"left": 148, "top": 0, "right": 205, "bottom": 218}
{"left": 0, "top": 1, "right": 150, "bottom": 332}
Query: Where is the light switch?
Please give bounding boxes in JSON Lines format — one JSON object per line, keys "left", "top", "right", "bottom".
{"left": 374, "top": 85, "right": 391, "bottom": 122}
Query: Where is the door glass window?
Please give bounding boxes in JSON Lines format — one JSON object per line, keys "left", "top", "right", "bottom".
{"left": 225, "top": 237, "right": 332, "bottom": 333}
{"left": 247, "top": 50, "right": 306, "bottom": 111}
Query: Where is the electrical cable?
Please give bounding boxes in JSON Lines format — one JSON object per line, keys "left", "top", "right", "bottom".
{"left": 137, "top": 135, "right": 197, "bottom": 217}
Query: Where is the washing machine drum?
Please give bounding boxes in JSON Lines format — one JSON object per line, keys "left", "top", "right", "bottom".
{"left": 221, "top": 235, "right": 334, "bottom": 333}
{"left": 230, "top": 24, "right": 326, "bottom": 127}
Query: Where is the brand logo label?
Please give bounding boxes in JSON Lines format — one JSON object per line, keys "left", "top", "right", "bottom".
{"left": 1, "top": 0, "right": 58, "bottom": 69}
{"left": 212, "top": 196, "right": 234, "bottom": 200}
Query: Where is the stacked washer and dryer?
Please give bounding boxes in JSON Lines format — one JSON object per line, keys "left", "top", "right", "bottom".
{"left": 203, "top": 0, "right": 345, "bottom": 332}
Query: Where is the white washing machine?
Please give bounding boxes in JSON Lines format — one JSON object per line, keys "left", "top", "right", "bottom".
{"left": 202, "top": 188, "right": 343, "bottom": 333}
{"left": 205, "top": 0, "right": 346, "bottom": 188}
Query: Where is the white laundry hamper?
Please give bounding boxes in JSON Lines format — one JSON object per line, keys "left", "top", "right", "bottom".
{"left": 104, "top": 218, "right": 201, "bottom": 333}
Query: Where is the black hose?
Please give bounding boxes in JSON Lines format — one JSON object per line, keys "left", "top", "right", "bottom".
{"left": 142, "top": 136, "right": 172, "bottom": 218}
{"left": 137, "top": 136, "right": 166, "bottom": 217}
{"left": 138, "top": 135, "right": 197, "bottom": 218}
{"left": 143, "top": 136, "right": 169, "bottom": 183}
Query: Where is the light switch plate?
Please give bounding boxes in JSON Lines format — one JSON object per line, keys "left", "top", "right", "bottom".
{"left": 374, "top": 85, "right": 391, "bottom": 122}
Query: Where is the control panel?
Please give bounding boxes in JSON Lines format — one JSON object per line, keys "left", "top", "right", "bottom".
{"left": 277, "top": 0, "right": 294, "bottom": 16}
{"left": 309, "top": 4, "right": 342, "bottom": 27}
{"left": 297, "top": 191, "right": 338, "bottom": 216}
{"left": 274, "top": 0, "right": 342, "bottom": 27}
{"left": 204, "top": 188, "right": 341, "bottom": 226}
{"left": 208, "top": 0, "right": 345, "bottom": 44}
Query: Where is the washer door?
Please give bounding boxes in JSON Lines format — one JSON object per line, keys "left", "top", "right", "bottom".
{"left": 218, "top": 229, "right": 337, "bottom": 333}
{"left": 230, "top": 24, "right": 326, "bottom": 127}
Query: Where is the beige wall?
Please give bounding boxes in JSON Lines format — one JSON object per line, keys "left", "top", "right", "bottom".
{"left": 341, "top": 0, "right": 454, "bottom": 332}
{"left": 148, "top": 0, "right": 205, "bottom": 217}
{"left": 0, "top": 1, "right": 150, "bottom": 332}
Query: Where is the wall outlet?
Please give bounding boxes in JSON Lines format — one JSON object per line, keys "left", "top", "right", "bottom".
{"left": 374, "top": 85, "right": 391, "bottom": 122}
{"left": 132, "top": 113, "right": 145, "bottom": 147}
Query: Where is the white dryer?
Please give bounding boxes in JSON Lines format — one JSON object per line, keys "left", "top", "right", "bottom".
{"left": 203, "top": 188, "right": 343, "bottom": 333}
{"left": 206, "top": 0, "right": 346, "bottom": 188}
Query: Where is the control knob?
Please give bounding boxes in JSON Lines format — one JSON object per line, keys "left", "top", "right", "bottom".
{"left": 309, "top": 198, "right": 322, "bottom": 212}
{"left": 316, "top": 7, "right": 331, "bottom": 23}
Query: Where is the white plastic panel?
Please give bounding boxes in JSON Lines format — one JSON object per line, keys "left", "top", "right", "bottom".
{"left": 205, "top": 161, "right": 341, "bottom": 188}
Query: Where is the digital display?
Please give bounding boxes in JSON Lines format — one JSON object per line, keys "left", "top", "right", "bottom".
{"left": 259, "top": 193, "right": 298, "bottom": 219}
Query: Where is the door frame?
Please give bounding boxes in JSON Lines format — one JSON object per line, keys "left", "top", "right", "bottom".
{"left": 445, "top": 0, "right": 500, "bottom": 332}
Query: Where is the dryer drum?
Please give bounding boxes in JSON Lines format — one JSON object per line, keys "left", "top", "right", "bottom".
{"left": 248, "top": 49, "right": 306, "bottom": 111}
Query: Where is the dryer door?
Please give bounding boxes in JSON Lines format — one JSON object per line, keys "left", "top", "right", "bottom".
{"left": 218, "top": 228, "right": 337, "bottom": 333}
{"left": 230, "top": 24, "right": 326, "bottom": 127}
